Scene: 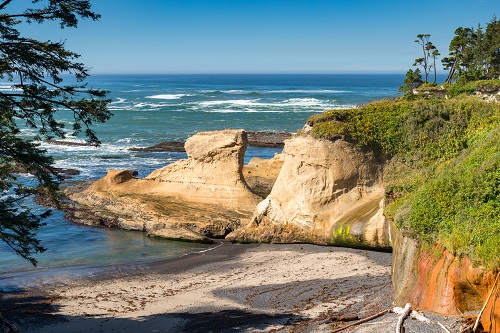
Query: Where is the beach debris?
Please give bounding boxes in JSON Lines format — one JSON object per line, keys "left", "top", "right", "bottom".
{"left": 396, "top": 303, "right": 411, "bottom": 333}
{"left": 325, "top": 315, "right": 359, "bottom": 323}
{"left": 392, "top": 306, "right": 430, "bottom": 323}
{"left": 393, "top": 306, "right": 456, "bottom": 332}
{"left": 438, "top": 321, "right": 452, "bottom": 333}
{"left": 330, "top": 308, "right": 391, "bottom": 333}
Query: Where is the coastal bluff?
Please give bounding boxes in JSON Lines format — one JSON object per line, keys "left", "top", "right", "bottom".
{"left": 68, "top": 130, "right": 262, "bottom": 242}
{"left": 66, "top": 125, "right": 499, "bottom": 329}
{"left": 227, "top": 125, "right": 391, "bottom": 249}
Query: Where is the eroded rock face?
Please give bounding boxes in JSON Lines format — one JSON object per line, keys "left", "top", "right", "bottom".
{"left": 242, "top": 154, "right": 284, "bottom": 198}
{"left": 68, "top": 130, "right": 262, "bottom": 242}
{"left": 392, "top": 228, "right": 500, "bottom": 332}
{"left": 227, "top": 134, "right": 391, "bottom": 249}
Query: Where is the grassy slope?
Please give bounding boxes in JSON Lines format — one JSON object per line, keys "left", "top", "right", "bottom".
{"left": 308, "top": 96, "right": 500, "bottom": 269}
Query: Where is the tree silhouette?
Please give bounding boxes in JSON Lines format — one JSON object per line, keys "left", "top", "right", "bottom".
{"left": 0, "top": 0, "right": 111, "bottom": 265}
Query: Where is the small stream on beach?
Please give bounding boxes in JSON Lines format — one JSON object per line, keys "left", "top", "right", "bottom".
{"left": 0, "top": 74, "right": 414, "bottom": 289}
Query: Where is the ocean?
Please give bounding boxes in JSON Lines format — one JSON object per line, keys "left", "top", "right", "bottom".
{"left": 0, "top": 74, "right": 408, "bottom": 288}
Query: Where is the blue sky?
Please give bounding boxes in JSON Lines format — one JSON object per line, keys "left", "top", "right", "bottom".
{"left": 9, "top": 0, "right": 500, "bottom": 74}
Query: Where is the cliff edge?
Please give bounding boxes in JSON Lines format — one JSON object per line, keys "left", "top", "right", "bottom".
{"left": 227, "top": 129, "right": 391, "bottom": 249}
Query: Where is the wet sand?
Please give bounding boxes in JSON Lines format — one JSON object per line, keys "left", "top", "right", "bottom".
{"left": 0, "top": 243, "right": 460, "bottom": 332}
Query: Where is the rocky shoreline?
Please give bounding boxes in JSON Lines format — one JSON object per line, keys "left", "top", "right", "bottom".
{"left": 65, "top": 129, "right": 389, "bottom": 250}
{"left": 32, "top": 127, "right": 498, "bottom": 331}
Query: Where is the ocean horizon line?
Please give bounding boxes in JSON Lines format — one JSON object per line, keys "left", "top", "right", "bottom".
{"left": 86, "top": 72, "right": 414, "bottom": 76}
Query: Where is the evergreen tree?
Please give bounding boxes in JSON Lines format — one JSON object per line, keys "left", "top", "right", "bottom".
{"left": 0, "top": 0, "right": 111, "bottom": 265}
{"left": 442, "top": 27, "right": 474, "bottom": 83}
{"left": 431, "top": 49, "right": 440, "bottom": 84}
{"left": 484, "top": 16, "right": 500, "bottom": 78}
{"left": 399, "top": 68, "right": 423, "bottom": 94}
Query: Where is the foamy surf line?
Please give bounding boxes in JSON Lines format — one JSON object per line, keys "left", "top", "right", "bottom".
{"left": 197, "top": 98, "right": 341, "bottom": 108}
{"left": 146, "top": 94, "right": 192, "bottom": 100}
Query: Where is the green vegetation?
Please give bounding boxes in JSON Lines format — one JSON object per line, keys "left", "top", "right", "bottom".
{"left": 406, "top": 17, "right": 500, "bottom": 91}
{"left": 442, "top": 18, "right": 500, "bottom": 83}
{"left": 335, "top": 15, "right": 500, "bottom": 268}
{"left": 308, "top": 97, "right": 500, "bottom": 268}
{"left": 0, "top": 1, "right": 110, "bottom": 265}
{"left": 399, "top": 69, "right": 424, "bottom": 95}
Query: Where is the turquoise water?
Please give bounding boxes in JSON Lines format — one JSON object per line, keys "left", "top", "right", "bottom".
{"left": 0, "top": 74, "right": 417, "bottom": 283}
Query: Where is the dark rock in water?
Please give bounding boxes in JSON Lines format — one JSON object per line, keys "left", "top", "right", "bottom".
{"left": 12, "top": 165, "right": 80, "bottom": 178}
{"left": 54, "top": 168, "right": 80, "bottom": 176}
{"left": 46, "top": 140, "right": 93, "bottom": 147}
{"left": 128, "top": 132, "right": 292, "bottom": 153}
{"left": 35, "top": 180, "right": 93, "bottom": 209}
{"left": 246, "top": 131, "right": 291, "bottom": 148}
{"left": 34, "top": 193, "right": 58, "bottom": 208}
{"left": 129, "top": 141, "right": 186, "bottom": 152}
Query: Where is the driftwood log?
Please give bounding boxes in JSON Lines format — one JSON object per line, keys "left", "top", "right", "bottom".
{"left": 396, "top": 303, "right": 411, "bottom": 333}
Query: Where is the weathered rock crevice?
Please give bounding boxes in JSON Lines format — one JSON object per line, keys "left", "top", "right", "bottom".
{"left": 227, "top": 132, "right": 391, "bottom": 250}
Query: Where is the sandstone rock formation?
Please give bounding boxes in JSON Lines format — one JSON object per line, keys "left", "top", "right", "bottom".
{"left": 242, "top": 154, "right": 284, "bottom": 198}
{"left": 228, "top": 131, "right": 391, "bottom": 249}
{"left": 392, "top": 228, "right": 500, "bottom": 332}
{"left": 68, "top": 130, "right": 262, "bottom": 242}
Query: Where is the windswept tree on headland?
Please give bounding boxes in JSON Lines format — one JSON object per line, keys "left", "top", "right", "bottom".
{"left": 402, "top": 16, "right": 500, "bottom": 93}
{"left": 413, "top": 34, "right": 439, "bottom": 84}
{"left": 442, "top": 17, "right": 500, "bottom": 83}
{"left": 0, "top": 0, "right": 111, "bottom": 265}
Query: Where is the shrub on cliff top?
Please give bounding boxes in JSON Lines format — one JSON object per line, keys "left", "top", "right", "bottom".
{"left": 308, "top": 97, "right": 500, "bottom": 268}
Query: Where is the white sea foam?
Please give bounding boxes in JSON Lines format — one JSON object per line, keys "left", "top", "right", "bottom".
{"left": 0, "top": 83, "right": 22, "bottom": 91}
{"left": 116, "top": 138, "right": 134, "bottom": 143}
{"left": 133, "top": 102, "right": 167, "bottom": 109}
{"left": 197, "top": 98, "right": 338, "bottom": 109}
{"left": 267, "top": 89, "right": 351, "bottom": 94}
{"left": 280, "top": 98, "right": 325, "bottom": 106}
{"left": 108, "top": 105, "right": 133, "bottom": 111}
{"left": 145, "top": 94, "right": 191, "bottom": 100}
{"left": 198, "top": 99, "right": 261, "bottom": 107}
{"left": 111, "top": 97, "right": 127, "bottom": 104}
{"left": 108, "top": 98, "right": 131, "bottom": 110}
{"left": 224, "top": 90, "right": 250, "bottom": 94}
{"left": 202, "top": 109, "right": 262, "bottom": 113}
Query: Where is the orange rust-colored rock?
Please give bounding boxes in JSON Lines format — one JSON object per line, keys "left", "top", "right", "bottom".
{"left": 392, "top": 229, "right": 500, "bottom": 332}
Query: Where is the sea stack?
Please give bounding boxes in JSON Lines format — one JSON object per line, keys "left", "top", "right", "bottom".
{"left": 68, "top": 130, "right": 262, "bottom": 241}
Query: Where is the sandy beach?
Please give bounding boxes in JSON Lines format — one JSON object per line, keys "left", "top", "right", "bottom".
{"left": 1, "top": 243, "right": 460, "bottom": 332}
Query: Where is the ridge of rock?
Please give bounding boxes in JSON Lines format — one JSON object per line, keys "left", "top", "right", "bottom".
{"left": 68, "top": 130, "right": 262, "bottom": 241}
